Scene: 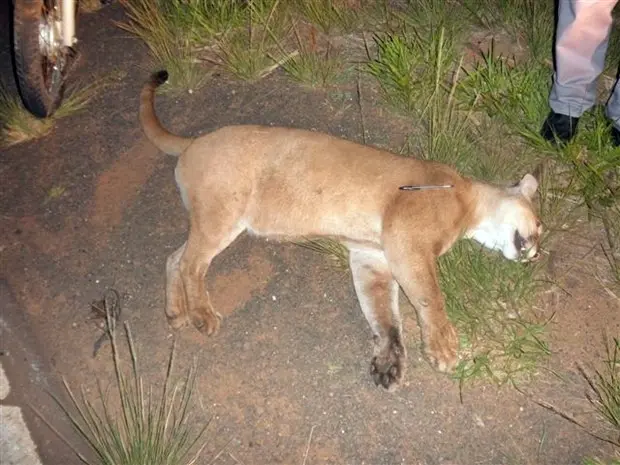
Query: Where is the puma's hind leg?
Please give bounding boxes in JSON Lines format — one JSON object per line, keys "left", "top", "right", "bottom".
{"left": 349, "top": 248, "right": 405, "bottom": 390}
{"left": 172, "top": 185, "right": 247, "bottom": 335}
{"left": 165, "top": 242, "right": 189, "bottom": 328}
{"left": 179, "top": 216, "right": 245, "bottom": 335}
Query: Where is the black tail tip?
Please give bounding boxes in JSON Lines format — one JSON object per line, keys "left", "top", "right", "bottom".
{"left": 152, "top": 70, "right": 169, "bottom": 86}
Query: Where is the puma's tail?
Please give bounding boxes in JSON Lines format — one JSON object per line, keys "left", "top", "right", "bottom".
{"left": 139, "top": 71, "right": 192, "bottom": 156}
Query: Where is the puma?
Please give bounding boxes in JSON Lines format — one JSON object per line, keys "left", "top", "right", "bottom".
{"left": 139, "top": 71, "right": 542, "bottom": 390}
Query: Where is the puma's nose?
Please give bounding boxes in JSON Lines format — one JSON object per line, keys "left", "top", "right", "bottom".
{"left": 519, "top": 246, "right": 540, "bottom": 263}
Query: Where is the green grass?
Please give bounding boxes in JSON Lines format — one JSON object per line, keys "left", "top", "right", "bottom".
{"left": 517, "top": 0, "right": 554, "bottom": 63}
{"left": 581, "top": 337, "right": 620, "bottom": 434}
{"left": 583, "top": 456, "right": 620, "bottom": 465}
{"left": 278, "top": 28, "right": 345, "bottom": 88}
{"left": 215, "top": 0, "right": 293, "bottom": 81}
{"left": 456, "top": 45, "right": 551, "bottom": 146}
{"left": 39, "top": 291, "right": 208, "bottom": 465}
{"left": 294, "top": 0, "right": 362, "bottom": 35}
{"left": 367, "top": 23, "right": 461, "bottom": 116}
{"left": 157, "top": 0, "right": 245, "bottom": 44}
{"left": 553, "top": 111, "right": 620, "bottom": 281}
{"left": 463, "top": 0, "right": 524, "bottom": 32}
{"left": 397, "top": 0, "right": 468, "bottom": 43}
{"left": 118, "top": 0, "right": 207, "bottom": 93}
{"left": 367, "top": 33, "right": 424, "bottom": 113}
{"left": 439, "top": 241, "right": 550, "bottom": 384}
{"left": 463, "top": 0, "right": 554, "bottom": 63}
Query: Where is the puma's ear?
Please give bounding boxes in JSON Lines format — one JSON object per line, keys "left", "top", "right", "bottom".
{"left": 514, "top": 173, "right": 539, "bottom": 200}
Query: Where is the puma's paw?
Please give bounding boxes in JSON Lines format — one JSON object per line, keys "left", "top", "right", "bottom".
{"left": 189, "top": 308, "right": 222, "bottom": 336}
{"left": 166, "top": 313, "right": 189, "bottom": 330}
{"left": 424, "top": 322, "right": 458, "bottom": 373}
{"left": 370, "top": 328, "right": 406, "bottom": 391}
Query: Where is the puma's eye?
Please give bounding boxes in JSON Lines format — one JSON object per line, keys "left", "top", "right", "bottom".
{"left": 514, "top": 230, "right": 526, "bottom": 251}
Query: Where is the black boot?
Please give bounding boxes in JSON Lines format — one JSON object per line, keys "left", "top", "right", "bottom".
{"left": 611, "top": 125, "right": 620, "bottom": 147}
{"left": 541, "top": 111, "right": 579, "bottom": 145}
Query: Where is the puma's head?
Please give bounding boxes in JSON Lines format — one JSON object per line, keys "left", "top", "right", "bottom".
{"left": 467, "top": 174, "right": 543, "bottom": 262}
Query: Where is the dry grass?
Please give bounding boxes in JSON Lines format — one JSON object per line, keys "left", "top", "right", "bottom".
{"left": 1, "top": 78, "right": 107, "bottom": 147}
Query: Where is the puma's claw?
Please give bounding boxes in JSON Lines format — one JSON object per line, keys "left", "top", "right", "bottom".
{"left": 424, "top": 322, "right": 458, "bottom": 373}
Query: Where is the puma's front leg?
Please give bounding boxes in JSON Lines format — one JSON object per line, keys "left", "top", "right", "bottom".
{"left": 349, "top": 248, "right": 405, "bottom": 390}
{"left": 388, "top": 253, "right": 458, "bottom": 373}
{"left": 381, "top": 221, "right": 458, "bottom": 373}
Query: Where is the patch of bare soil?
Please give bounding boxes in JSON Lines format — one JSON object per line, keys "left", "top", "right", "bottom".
{"left": 0, "top": 5, "right": 618, "bottom": 465}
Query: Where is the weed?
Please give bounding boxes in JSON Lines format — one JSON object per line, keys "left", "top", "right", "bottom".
{"left": 367, "top": 33, "right": 423, "bottom": 113}
{"left": 159, "top": 0, "right": 245, "bottom": 44}
{"left": 463, "top": 0, "right": 524, "bottom": 32}
{"left": 215, "top": 0, "right": 292, "bottom": 81}
{"left": 118, "top": 0, "right": 207, "bottom": 92}
{"left": 39, "top": 289, "right": 208, "bottom": 465}
{"left": 294, "top": 0, "right": 361, "bottom": 34}
{"left": 518, "top": 0, "right": 554, "bottom": 63}
{"left": 457, "top": 45, "right": 551, "bottom": 146}
{"left": 367, "top": 23, "right": 461, "bottom": 116}
{"left": 555, "top": 111, "right": 620, "bottom": 280}
{"left": 580, "top": 337, "right": 620, "bottom": 435}
{"left": 397, "top": 0, "right": 468, "bottom": 44}
{"left": 280, "top": 39, "right": 344, "bottom": 88}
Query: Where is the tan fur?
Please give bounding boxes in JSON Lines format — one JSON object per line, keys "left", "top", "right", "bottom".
{"left": 140, "top": 72, "right": 542, "bottom": 389}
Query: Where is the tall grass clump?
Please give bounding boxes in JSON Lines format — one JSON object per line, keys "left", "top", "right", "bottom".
{"left": 457, "top": 45, "right": 551, "bottom": 146}
{"left": 294, "top": 0, "right": 363, "bottom": 34}
{"left": 215, "top": 0, "right": 293, "bottom": 81}
{"left": 279, "top": 28, "right": 345, "bottom": 88}
{"left": 367, "top": 19, "right": 461, "bottom": 116}
{"left": 40, "top": 290, "right": 208, "bottom": 465}
{"left": 577, "top": 336, "right": 620, "bottom": 448}
{"left": 118, "top": 0, "right": 208, "bottom": 92}
{"left": 367, "top": 33, "right": 422, "bottom": 113}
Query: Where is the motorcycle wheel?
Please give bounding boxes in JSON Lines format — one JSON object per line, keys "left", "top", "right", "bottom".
{"left": 13, "top": 0, "right": 76, "bottom": 118}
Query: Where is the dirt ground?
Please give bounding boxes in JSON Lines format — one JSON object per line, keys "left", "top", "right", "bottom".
{"left": 1, "top": 4, "right": 619, "bottom": 465}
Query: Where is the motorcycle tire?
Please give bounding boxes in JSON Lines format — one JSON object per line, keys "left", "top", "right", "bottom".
{"left": 13, "top": 0, "right": 74, "bottom": 118}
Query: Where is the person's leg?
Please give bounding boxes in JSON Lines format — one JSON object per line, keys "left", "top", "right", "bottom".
{"left": 542, "top": 0, "right": 617, "bottom": 143}
{"left": 606, "top": 72, "right": 620, "bottom": 146}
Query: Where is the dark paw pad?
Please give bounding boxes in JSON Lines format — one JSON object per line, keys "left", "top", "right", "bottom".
{"left": 370, "top": 328, "right": 405, "bottom": 390}
{"left": 370, "top": 355, "right": 403, "bottom": 390}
